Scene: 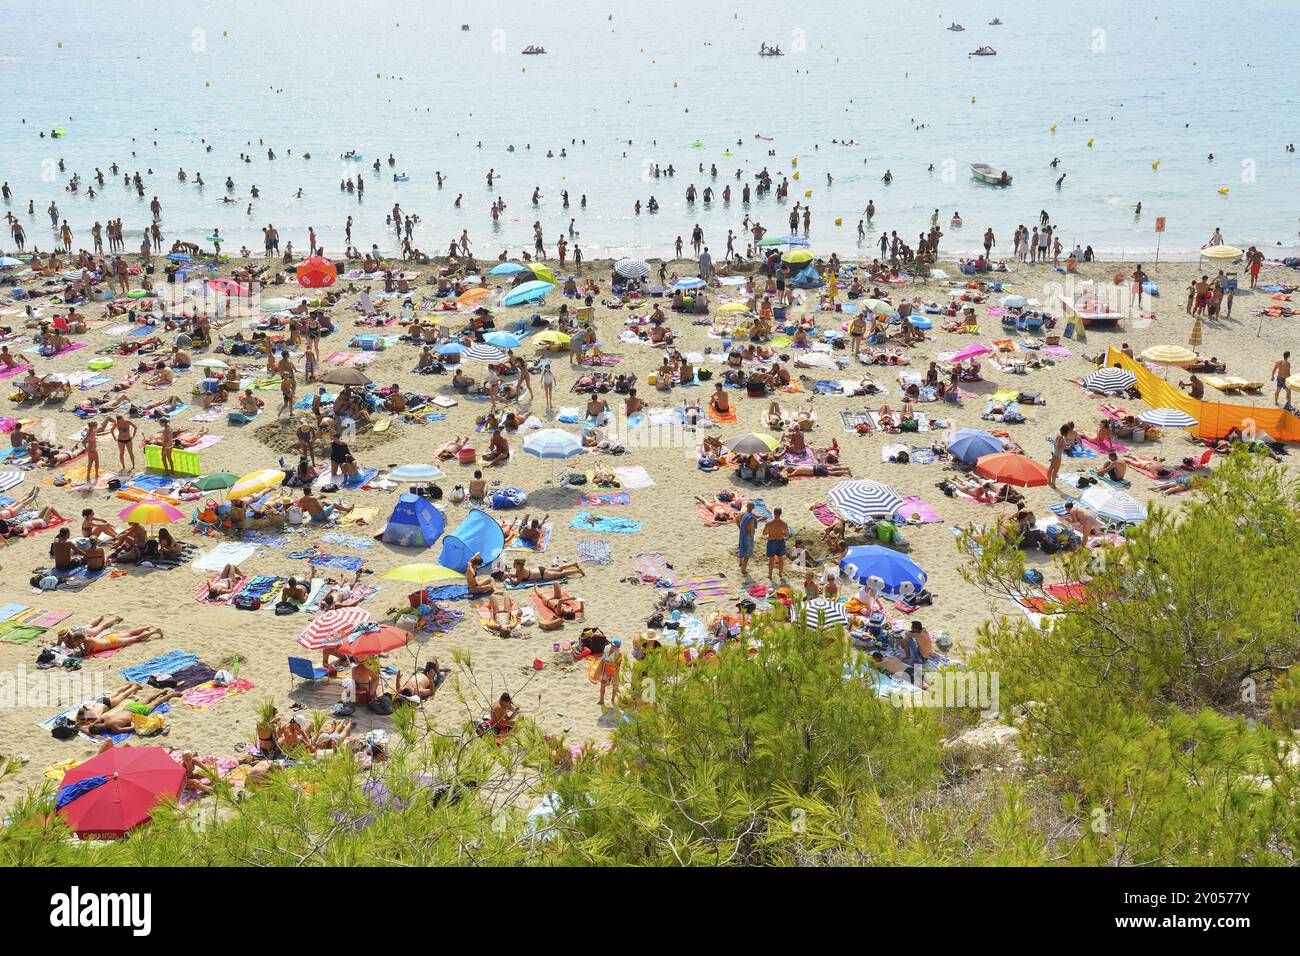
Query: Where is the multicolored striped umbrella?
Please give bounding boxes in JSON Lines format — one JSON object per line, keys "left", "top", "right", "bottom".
{"left": 118, "top": 499, "right": 184, "bottom": 525}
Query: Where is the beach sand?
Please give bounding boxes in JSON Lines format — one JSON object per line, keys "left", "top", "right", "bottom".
{"left": 0, "top": 252, "right": 1295, "bottom": 803}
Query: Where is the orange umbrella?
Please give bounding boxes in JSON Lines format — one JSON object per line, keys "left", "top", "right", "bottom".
{"left": 340, "top": 624, "right": 411, "bottom": 656}
{"left": 456, "top": 287, "right": 491, "bottom": 305}
{"left": 296, "top": 256, "right": 336, "bottom": 288}
{"left": 975, "top": 452, "right": 1050, "bottom": 487}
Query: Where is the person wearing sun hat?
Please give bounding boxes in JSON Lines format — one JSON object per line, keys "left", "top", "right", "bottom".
{"left": 596, "top": 638, "right": 623, "bottom": 709}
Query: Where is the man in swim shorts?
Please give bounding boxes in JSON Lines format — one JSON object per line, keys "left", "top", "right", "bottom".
{"left": 763, "top": 507, "right": 789, "bottom": 580}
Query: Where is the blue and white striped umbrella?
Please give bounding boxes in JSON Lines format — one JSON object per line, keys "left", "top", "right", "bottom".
{"left": 1138, "top": 407, "right": 1198, "bottom": 429}
{"left": 804, "top": 598, "right": 848, "bottom": 630}
{"left": 389, "top": 464, "right": 444, "bottom": 481}
{"left": 1080, "top": 486, "right": 1147, "bottom": 524}
{"left": 828, "top": 480, "right": 904, "bottom": 523}
{"left": 464, "top": 342, "right": 508, "bottom": 363}
{"left": 523, "top": 429, "right": 583, "bottom": 460}
{"left": 672, "top": 277, "right": 706, "bottom": 290}
{"left": 1082, "top": 367, "right": 1137, "bottom": 393}
{"left": 484, "top": 331, "right": 522, "bottom": 350}
{"left": 839, "top": 546, "right": 927, "bottom": 597}
{"left": 614, "top": 258, "right": 650, "bottom": 279}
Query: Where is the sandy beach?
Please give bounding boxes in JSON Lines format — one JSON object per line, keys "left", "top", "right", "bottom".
{"left": 0, "top": 249, "right": 1296, "bottom": 805}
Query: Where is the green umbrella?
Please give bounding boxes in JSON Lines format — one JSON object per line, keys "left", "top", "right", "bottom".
{"left": 194, "top": 471, "right": 239, "bottom": 491}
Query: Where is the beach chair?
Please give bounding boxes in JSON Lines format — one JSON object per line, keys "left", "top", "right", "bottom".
{"left": 288, "top": 656, "right": 330, "bottom": 686}
{"left": 576, "top": 306, "right": 595, "bottom": 324}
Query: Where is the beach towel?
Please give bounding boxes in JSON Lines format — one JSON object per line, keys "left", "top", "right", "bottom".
{"left": 506, "top": 525, "right": 552, "bottom": 553}
{"left": 305, "top": 583, "right": 379, "bottom": 613}
{"left": 233, "top": 575, "right": 283, "bottom": 608}
{"left": 578, "top": 491, "right": 631, "bottom": 507}
{"left": 192, "top": 541, "right": 259, "bottom": 572}
{"left": 194, "top": 573, "right": 246, "bottom": 605}
{"left": 182, "top": 677, "right": 255, "bottom": 710}
{"left": 342, "top": 467, "right": 379, "bottom": 489}
{"left": 840, "top": 410, "right": 874, "bottom": 432}
{"left": 120, "top": 651, "right": 199, "bottom": 684}
{"left": 0, "top": 603, "right": 31, "bottom": 623}
{"left": 896, "top": 496, "right": 942, "bottom": 523}
{"left": 577, "top": 539, "right": 613, "bottom": 566}
{"left": 908, "top": 445, "right": 937, "bottom": 464}
{"left": 611, "top": 465, "right": 655, "bottom": 489}
{"left": 632, "top": 552, "right": 678, "bottom": 584}
{"left": 809, "top": 502, "right": 839, "bottom": 527}
{"left": 0, "top": 363, "right": 32, "bottom": 380}
{"left": 706, "top": 404, "right": 738, "bottom": 424}
{"left": 308, "top": 554, "right": 365, "bottom": 572}
{"left": 420, "top": 583, "right": 470, "bottom": 603}
{"left": 570, "top": 511, "right": 641, "bottom": 534}
{"left": 670, "top": 576, "right": 735, "bottom": 605}
{"left": 1080, "top": 436, "right": 1128, "bottom": 456}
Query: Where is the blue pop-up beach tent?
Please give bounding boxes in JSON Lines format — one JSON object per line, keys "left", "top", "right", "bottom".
{"left": 437, "top": 509, "right": 505, "bottom": 572}
{"left": 380, "top": 494, "right": 445, "bottom": 548}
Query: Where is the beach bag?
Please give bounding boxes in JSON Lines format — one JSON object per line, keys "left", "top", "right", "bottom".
{"left": 286, "top": 505, "right": 304, "bottom": 525}
{"left": 369, "top": 693, "right": 395, "bottom": 715}
{"left": 875, "top": 521, "right": 898, "bottom": 545}
{"left": 233, "top": 594, "right": 262, "bottom": 611}
{"left": 450, "top": 484, "right": 467, "bottom": 504}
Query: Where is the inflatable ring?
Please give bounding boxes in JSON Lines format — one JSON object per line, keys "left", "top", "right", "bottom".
{"left": 87, "top": 358, "right": 113, "bottom": 370}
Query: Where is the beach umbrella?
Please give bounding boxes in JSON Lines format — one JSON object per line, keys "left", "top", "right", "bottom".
{"left": 1200, "top": 244, "right": 1243, "bottom": 261}
{"left": 258, "top": 296, "right": 294, "bottom": 312}
{"left": 672, "top": 277, "right": 706, "bottom": 290}
{"left": 435, "top": 342, "right": 465, "bottom": 358}
{"left": 484, "top": 331, "right": 522, "bottom": 350}
{"left": 227, "top": 468, "right": 285, "bottom": 499}
{"left": 724, "top": 433, "right": 780, "bottom": 456}
{"left": 1080, "top": 486, "right": 1147, "bottom": 524}
{"left": 828, "top": 480, "right": 904, "bottom": 522}
{"left": 803, "top": 598, "right": 849, "bottom": 630}
{"left": 718, "top": 302, "right": 751, "bottom": 313}
{"left": 296, "top": 256, "right": 336, "bottom": 288}
{"left": 297, "top": 607, "right": 372, "bottom": 650}
{"left": 456, "top": 287, "right": 492, "bottom": 305}
{"left": 1001, "top": 294, "right": 1027, "bottom": 308}
{"left": 343, "top": 624, "right": 411, "bottom": 656}
{"left": 205, "top": 278, "right": 249, "bottom": 296}
{"left": 502, "top": 280, "right": 556, "bottom": 306}
{"left": 614, "top": 258, "right": 650, "bottom": 279}
{"left": 862, "top": 298, "right": 896, "bottom": 315}
{"left": 1141, "top": 344, "right": 1198, "bottom": 367}
{"left": 389, "top": 463, "right": 444, "bottom": 481}
{"left": 1138, "top": 408, "right": 1198, "bottom": 429}
{"left": 1188, "top": 316, "right": 1203, "bottom": 349}
{"left": 192, "top": 357, "right": 229, "bottom": 370}
{"left": 534, "top": 330, "right": 571, "bottom": 349}
{"left": 949, "top": 342, "right": 994, "bottom": 363}
{"left": 782, "top": 249, "right": 814, "bottom": 264}
{"left": 975, "top": 452, "right": 1050, "bottom": 487}
{"left": 759, "top": 235, "right": 809, "bottom": 247}
{"left": 382, "top": 563, "right": 462, "bottom": 586}
{"left": 57, "top": 745, "right": 184, "bottom": 839}
{"left": 488, "top": 262, "right": 529, "bottom": 276}
{"left": 194, "top": 471, "right": 238, "bottom": 491}
{"left": 0, "top": 256, "right": 22, "bottom": 269}
{"left": 523, "top": 429, "right": 583, "bottom": 460}
{"left": 1082, "top": 367, "right": 1136, "bottom": 393}
{"left": 526, "top": 263, "right": 560, "bottom": 286}
{"left": 948, "top": 428, "right": 1003, "bottom": 463}
{"left": 464, "top": 342, "right": 508, "bottom": 363}
{"left": 839, "top": 546, "right": 927, "bottom": 597}
{"left": 320, "top": 366, "right": 373, "bottom": 387}
{"left": 117, "top": 499, "right": 184, "bottom": 525}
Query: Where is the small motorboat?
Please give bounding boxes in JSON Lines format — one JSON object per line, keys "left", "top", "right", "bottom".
{"left": 947, "top": 22, "right": 966, "bottom": 31}
{"left": 461, "top": 24, "right": 470, "bottom": 31}
{"left": 989, "top": 18, "right": 1003, "bottom": 25}
{"left": 522, "top": 45, "right": 547, "bottom": 54}
{"left": 971, "top": 46, "right": 997, "bottom": 56}
{"left": 1058, "top": 293, "right": 1123, "bottom": 328}
{"left": 970, "top": 163, "right": 1012, "bottom": 186}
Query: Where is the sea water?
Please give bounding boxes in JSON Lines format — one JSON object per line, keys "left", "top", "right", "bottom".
{"left": 1, "top": 0, "right": 1297, "bottom": 261}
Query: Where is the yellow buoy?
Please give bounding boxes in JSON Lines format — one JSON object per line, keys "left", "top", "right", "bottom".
{"left": 835, "top": 217, "right": 842, "bottom": 225}
{"left": 1218, "top": 187, "right": 1229, "bottom": 195}
{"left": 1087, "top": 138, "right": 1094, "bottom": 146}
{"left": 803, "top": 189, "right": 812, "bottom": 197}
{"left": 792, "top": 171, "right": 800, "bottom": 180}
{"left": 1151, "top": 160, "right": 1160, "bottom": 169}
{"left": 791, "top": 157, "right": 797, "bottom": 167}
{"left": 1050, "top": 124, "right": 1057, "bottom": 132}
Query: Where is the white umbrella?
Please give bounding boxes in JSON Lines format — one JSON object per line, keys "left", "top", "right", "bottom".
{"left": 389, "top": 464, "right": 444, "bottom": 482}
{"left": 614, "top": 258, "right": 650, "bottom": 279}
{"left": 1138, "top": 408, "right": 1198, "bottom": 429}
{"left": 1083, "top": 367, "right": 1137, "bottom": 394}
{"left": 1080, "top": 486, "right": 1147, "bottom": 524}
{"left": 523, "top": 429, "right": 583, "bottom": 460}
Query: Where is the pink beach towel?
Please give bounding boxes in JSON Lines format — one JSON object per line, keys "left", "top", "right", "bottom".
{"left": 896, "top": 497, "right": 943, "bottom": 524}
{"left": 0, "top": 364, "right": 33, "bottom": 380}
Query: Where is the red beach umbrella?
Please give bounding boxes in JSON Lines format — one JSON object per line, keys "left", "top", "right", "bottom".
{"left": 975, "top": 452, "right": 1050, "bottom": 487}
{"left": 341, "top": 624, "right": 411, "bottom": 656}
{"left": 57, "top": 746, "right": 184, "bottom": 839}
{"left": 296, "top": 255, "right": 336, "bottom": 288}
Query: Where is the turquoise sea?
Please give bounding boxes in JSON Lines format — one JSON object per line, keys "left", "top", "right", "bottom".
{"left": 2, "top": 0, "right": 1298, "bottom": 261}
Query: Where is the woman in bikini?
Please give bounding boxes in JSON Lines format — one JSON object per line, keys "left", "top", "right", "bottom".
{"left": 62, "top": 624, "right": 162, "bottom": 656}
{"left": 509, "top": 558, "right": 584, "bottom": 585}
{"left": 205, "top": 563, "right": 244, "bottom": 600}
{"left": 535, "top": 583, "right": 583, "bottom": 621}
{"left": 483, "top": 592, "right": 520, "bottom": 635}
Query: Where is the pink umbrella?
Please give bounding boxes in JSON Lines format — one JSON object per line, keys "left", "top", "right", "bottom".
{"left": 296, "top": 607, "right": 372, "bottom": 650}
{"left": 117, "top": 499, "right": 185, "bottom": 525}
{"left": 205, "top": 278, "right": 250, "bottom": 296}
{"left": 949, "top": 342, "right": 994, "bottom": 363}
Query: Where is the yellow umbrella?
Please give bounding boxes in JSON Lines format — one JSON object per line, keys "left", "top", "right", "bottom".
{"left": 782, "top": 249, "right": 814, "bottom": 264}
{"left": 534, "top": 330, "right": 571, "bottom": 349}
{"left": 1141, "top": 344, "right": 1198, "bottom": 366}
{"left": 227, "top": 468, "right": 285, "bottom": 499}
{"left": 1188, "top": 316, "right": 1203, "bottom": 349}
{"left": 118, "top": 499, "right": 184, "bottom": 525}
{"left": 1200, "top": 245, "right": 1243, "bottom": 261}
{"left": 382, "top": 563, "right": 463, "bottom": 585}
{"left": 527, "top": 263, "right": 560, "bottom": 286}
